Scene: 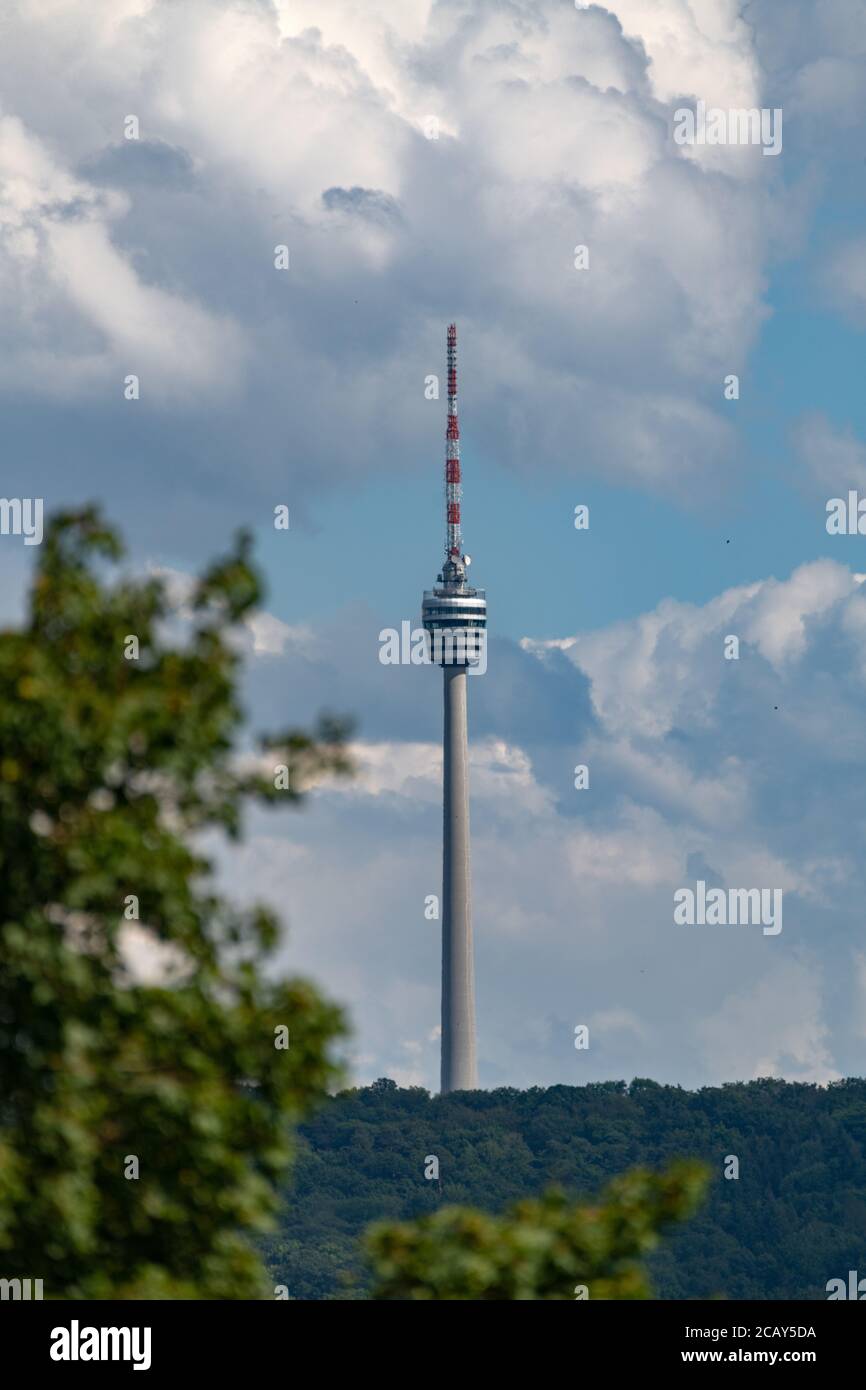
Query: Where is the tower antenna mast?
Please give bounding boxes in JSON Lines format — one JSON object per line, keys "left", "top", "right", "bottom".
{"left": 446, "top": 322, "right": 462, "bottom": 561}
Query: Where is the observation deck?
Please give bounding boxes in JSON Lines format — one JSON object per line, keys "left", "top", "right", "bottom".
{"left": 422, "top": 558, "right": 487, "bottom": 667}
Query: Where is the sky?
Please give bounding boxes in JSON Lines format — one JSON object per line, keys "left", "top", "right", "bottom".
{"left": 2, "top": 0, "right": 866, "bottom": 1090}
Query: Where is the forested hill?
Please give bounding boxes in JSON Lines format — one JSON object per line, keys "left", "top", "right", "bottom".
{"left": 263, "top": 1077, "right": 866, "bottom": 1300}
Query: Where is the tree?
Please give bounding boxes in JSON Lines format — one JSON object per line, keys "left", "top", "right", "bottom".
{"left": 0, "top": 508, "right": 352, "bottom": 1298}
{"left": 365, "top": 1161, "right": 708, "bottom": 1300}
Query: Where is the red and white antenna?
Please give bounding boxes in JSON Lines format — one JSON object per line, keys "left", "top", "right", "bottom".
{"left": 445, "top": 323, "right": 462, "bottom": 559}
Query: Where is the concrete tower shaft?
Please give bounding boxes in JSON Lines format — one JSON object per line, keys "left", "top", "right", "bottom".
{"left": 441, "top": 664, "right": 477, "bottom": 1092}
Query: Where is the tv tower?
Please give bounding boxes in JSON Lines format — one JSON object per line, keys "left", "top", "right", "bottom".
{"left": 422, "top": 324, "right": 487, "bottom": 1093}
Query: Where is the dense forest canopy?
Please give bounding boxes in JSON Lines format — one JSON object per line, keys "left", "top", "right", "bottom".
{"left": 264, "top": 1077, "right": 866, "bottom": 1300}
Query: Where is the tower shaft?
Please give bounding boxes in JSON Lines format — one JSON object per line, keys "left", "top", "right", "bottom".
{"left": 441, "top": 664, "right": 477, "bottom": 1093}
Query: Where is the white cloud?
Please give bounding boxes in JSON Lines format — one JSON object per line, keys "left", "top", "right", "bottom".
{"left": 245, "top": 611, "right": 319, "bottom": 658}
{"left": 698, "top": 959, "right": 841, "bottom": 1084}
{"left": 0, "top": 114, "right": 244, "bottom": 399}
{"left": 611, "top": 0, "right": 760, "bottom": 107}
{"left": 568, "top": 559, "right": 862, "bottom": 737}
{"left": 118, "top": 922, "right": 191, "bottom": 986}
{"left": 796, "top": 412, "right": 866, "bottom": 493}
{"left": 0, "top": 0, "right": 795, "bottom": 492}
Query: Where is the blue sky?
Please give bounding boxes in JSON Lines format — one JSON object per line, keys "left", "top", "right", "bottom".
{"left": 254, "top": 285, "right": 866, "bottom": 645}
{"left": 3, "top": 0, "right": 866, "bottom": 1091}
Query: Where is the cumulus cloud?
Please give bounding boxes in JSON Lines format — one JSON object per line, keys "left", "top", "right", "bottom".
{"left": 560, "top": 558, "right": 862, "bottom": 737}
{"left": 698, "top": 959, "right": 841, "bottom": 1085}
{"left": 748, "top": 0, "right": 866, "bottom": 142}
{"left": 0, "top": 0, "right": 801, "bottom": 537}
{"left": 792, "top": 413, "right": 866, "bottom": 500}
{"left": 0, "top": 113, "right": 245, "bottom": 399}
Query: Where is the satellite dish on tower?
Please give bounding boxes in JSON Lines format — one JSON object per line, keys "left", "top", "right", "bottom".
{"left": 464, "top": 554, "right": 472, "bottom": 566}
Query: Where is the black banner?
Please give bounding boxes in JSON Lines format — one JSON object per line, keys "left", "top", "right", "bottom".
{"left": 1, "top": 1297, "right": 859, "bottom": 1375}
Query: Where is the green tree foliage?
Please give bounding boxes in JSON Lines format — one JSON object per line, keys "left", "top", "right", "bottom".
{"left": 0, "top": 508, "right": 351, "bottom": 1298}
{"left": 366, "top": 1161, "right": 708, "bottom": 1300}
{"left": 266, "top": 1078, "right": 866, "bottom": 1299}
